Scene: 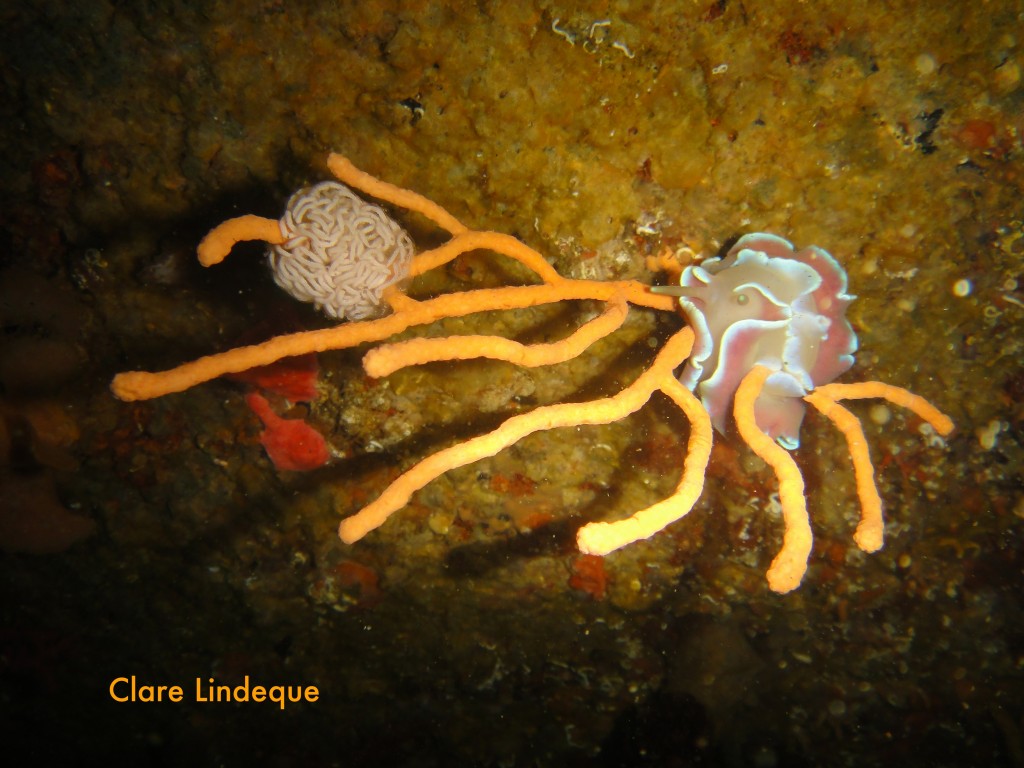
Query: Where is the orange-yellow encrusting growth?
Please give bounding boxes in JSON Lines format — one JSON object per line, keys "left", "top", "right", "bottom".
{"left": 111, "top": 153, "right": 956, "bottom": 593}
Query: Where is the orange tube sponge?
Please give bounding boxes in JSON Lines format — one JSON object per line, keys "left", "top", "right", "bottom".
{"left": 363, "top": 295, "right": 628, "bottom": 377}
{"left": 339, "top": 327, "right": 696, "bottom": 544}
{"left": 804, "top": 379, "right": 954, "bottom": 553}
{"left": 111, "top": 281, "right": 673, "bottom": 401}
{"left": 576, "top": 376, "right": 713, "bottom": 556}
{"left": 734, "top": 365, "right": 813, "bottom": 594}
{"left": 327, "top": 153, "right": 468, "bottom": 236}
{"left": 803, "top": 392, "right": 884, "bottom": 552}
{"left": 811, "top": 380, "right": 954, "bottom": 437}
{"left": 197, "top": 215, "right": 285, "bottom": 267}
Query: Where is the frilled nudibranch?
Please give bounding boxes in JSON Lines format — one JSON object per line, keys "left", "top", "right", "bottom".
{"left": 652, "top": 233, "right": 857, "bottom": 449}
{"left": 649, "top": 232, "right": 953, "bottom": 592}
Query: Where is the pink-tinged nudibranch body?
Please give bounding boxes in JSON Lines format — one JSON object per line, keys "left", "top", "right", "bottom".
{"left": 659, "top": 233, "right": 857, "bottom": 449}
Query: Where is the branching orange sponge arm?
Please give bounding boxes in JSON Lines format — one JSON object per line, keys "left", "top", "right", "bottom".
{"left": 112, "top": 281, "right": 674, "bottom": 401}
{"left": 381, "top": 285, "right": 421, "bottom": 313}
{"left": 329, "top": 156, "right": 566, "bottom": 285}
{"left": 803, "top": 391, "right": 884, "bottom": 552}
{"left": 196, "top": 215, "right": 286, "bottom": 267}
{"left": 577, "top": 376, "right": 713, "bottom": 556}
{"left": 735, "top": 365, "right": 813, "bottom": 594}
{"left": 409, "top": 230, "right": 565, "bottom": 284}
{"left": 339, "top": 327, "right": 696, "bottom": 544}
{"left": 327, "top": 153, "right": 468, "bottom": 237}
{"left": 811, "top": 381, "right": 954, "bottom": 437}
{"left": 363, "top": 295, "right": 628, "bottom": 377}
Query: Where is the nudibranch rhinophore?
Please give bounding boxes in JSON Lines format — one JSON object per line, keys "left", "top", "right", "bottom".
{"left": 653, "top": 233, "right": 858, "bottom": 449}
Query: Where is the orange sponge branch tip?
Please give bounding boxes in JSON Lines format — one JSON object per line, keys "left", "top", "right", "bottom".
{"left": 327, "top": 153, "right": 468, "bottom": 236}
{"left": 734, "top": 365, "right": 813, "bottom": 594}
{"left": 197, "top": 215, "right": 285, "bottom": 267}
{"left": 812, "top": 380, "right": 954, "bottom": 436}
{"left": 803, "top": 391, "right": 884, "bottom": 553}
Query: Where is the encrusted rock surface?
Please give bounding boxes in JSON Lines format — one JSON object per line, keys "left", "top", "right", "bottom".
{"left": 1, "top": 2, "right": 1022, "bottom": 765}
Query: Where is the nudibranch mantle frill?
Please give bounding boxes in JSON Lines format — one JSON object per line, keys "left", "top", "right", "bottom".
{"left": 667, "top": 233, "right": 857, "bottom": 449}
